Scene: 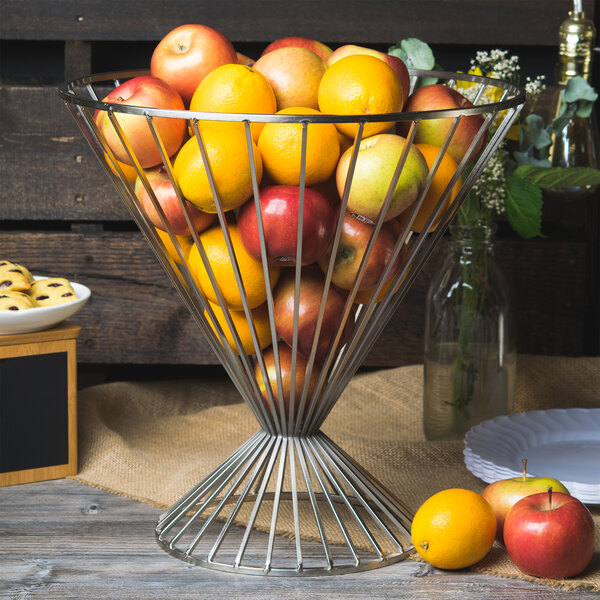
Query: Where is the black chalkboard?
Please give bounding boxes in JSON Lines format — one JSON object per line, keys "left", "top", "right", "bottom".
{"left": 0, "top": 352, "right": 69, "bottom": 473}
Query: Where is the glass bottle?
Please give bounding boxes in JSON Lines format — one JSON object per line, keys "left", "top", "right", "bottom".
{"left": 423, "top": 223, "right": 516, "bottom": 441}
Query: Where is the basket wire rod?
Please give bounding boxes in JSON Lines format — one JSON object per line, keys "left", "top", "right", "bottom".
{"left": 295, "top": 121, "right": 366, "bottom": 436}
{"left": 205, "top": 433, "right": 281, "bottom": 563}
{"left": 292, "top": 437, "right": 334, "bottom": 568}
{"left": 287, "top": 121, "right": 310, "bottom": 435}
{"left": 302, "top": 437, "right": 361, "bottom": 567}
{"left": 288, "top": 436, "right": 304, "bottom": 570}
{"left": 306, "top": 119, "right": 422, "bottom": 432}
{"left": 303, "top": 437, "right": 386, "bottom": 560}
{"left": 332, "top": 104, "right": 524, "bottom": 398}
{"left": 187, "top": 119, "right": 275, "bottom": 434}
{"left": 234, "top": 435, "right": 284, "bottom": 568}
{"left": 264, "top": 437, "right": 290, "bottom": 573}
{"left": 318, "top": 434, "right": 413, "bottom": 535}
{"left": 180, "top": 433, "right": 277, "bottom": 557}
{"left": 67, "top": 101, "right": 251, "bottom": 401}
{"left": 157, "top": 431, "right": 265, "bottom": 531}
{"left": 309, "top": 435, "right": 408, "bottom": 553}
{"left": 242, "top": 122, "right": 284, "bottom": 431}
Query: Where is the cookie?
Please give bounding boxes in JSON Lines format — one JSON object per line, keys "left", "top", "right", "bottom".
{"left": 29, "top": 277, "right": 78, "bottom": 306}
{"left": 0, "top": 260, "right": 35, "bottom": 292}
{"left": 0, "top": 291, "right": 38, "bottom": 311}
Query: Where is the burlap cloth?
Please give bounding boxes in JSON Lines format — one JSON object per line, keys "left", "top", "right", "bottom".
{"left": 73, "top": 355, "right": 600, "bottom": 590}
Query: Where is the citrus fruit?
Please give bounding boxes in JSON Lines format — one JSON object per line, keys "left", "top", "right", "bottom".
{"left": 106, "top": 153, "right": 138, "bottom": 183}
{"left": 190, "top": 63, "right": 277, "bottom": 142}
{"left": 411, "top": 488, "right": 497, "bottom": 570}
{"left": 173, "top": 127, "right": 263, "bottom": 213}
{"left": 156, "top": 229, "right": 193, "bottom": 265}
{"left": 411, "top": 144, "right": 461, "bottom": 233}
{"left": 257, "top": 107, "right": 340, "bottom": 186}
{"left": 206, "top": 300, "right": 272, "bottom": 356}
{"left": 318, "top": 54, "right": 402, "bottom": 139}
{"left": 187, "top": 223, "right": 280, "bottom": 310}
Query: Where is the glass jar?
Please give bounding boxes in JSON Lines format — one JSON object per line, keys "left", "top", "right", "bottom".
{"left": 423, "top": 222, "right": 516, "bottom": 441}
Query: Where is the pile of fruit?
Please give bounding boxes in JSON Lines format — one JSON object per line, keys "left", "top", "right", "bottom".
{"left": 412, "top": 461, "right": 595, "bottom": 580}
{"left": 0, "top": 260, "right": 78, "bottom": 311}
{"left": 94, "top": 24, "right": 489, "bottom": 408}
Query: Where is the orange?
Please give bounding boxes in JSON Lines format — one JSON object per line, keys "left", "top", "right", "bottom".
{"left": 173, "top": 127, "right": 262, "bottom": 213}
{"left": 189, "top": 63, "right": 277, "bottom": 142}
{"left": 205, "top": 300, "right": 272, "bottom": 356}
{"left": 106, "top": 153, "right": 138, "bottom": 183}
{"left": 187, "top": 223, "right": 280, "bottom": 310}
{"left": 257, "top": 107, "right": 340, "bottom": 186}
{"left": 155, "top": 229, "right": 193, "bottom": 265}
{"left": 411, "top": 488, "right": 496, "bottom": 570}
{"left": 318, "top": 54, "right": 402, "bottom": 139}
{"left": 410, "top": 144, "right": 461, "bottom": 233}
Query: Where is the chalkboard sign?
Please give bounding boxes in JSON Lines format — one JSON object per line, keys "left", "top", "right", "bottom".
{"left": 0, "top": 352, "right": 69, "bottom": 473}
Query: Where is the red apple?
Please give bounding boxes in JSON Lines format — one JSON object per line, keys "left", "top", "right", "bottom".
{"left": 150, "top": 24, "right": 238, "bottom": 106}
{"left": 326, "top": 44, "right": 410, "bottom": 106}
{"left": 481, "top": 459, "right": 571, "bottom": 544}
{"left": 273, "top": 268, "right": 355, "bottom": 362}
{"left": 253, "top": 47, "right": 326, "bottom": 111}
{"left": 504, "top": 489, "right": 595, "bottom": 579}
{"left": 95, "top": 76, "right": 186, "bottom": 168}
{"left": 319, "top": 212, "right": 401, "bottom": 291}
{"left": 261, "top": 36, "right": 333, "bottom": 63}
{"left": 336, "top": 133, "right": 429, "bottom": 223}
{"left": 135, "top": 165, "right": 216, "bottom": 235}
{"left": 255, "top": 343, "right": 322, "bottom": 421}
{"left": 237, "top": 185, "right": 336, "bottom": 267}
{"left": 402, "top": 84, "right": 487, "bottom": 165}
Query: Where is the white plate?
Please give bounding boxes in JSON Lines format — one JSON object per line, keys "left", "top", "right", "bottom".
{"left": 464, "top": 409, "right": 600, "bottom": 504}
{"left": 0, "top": 276, "right": 91, "bottom": 335}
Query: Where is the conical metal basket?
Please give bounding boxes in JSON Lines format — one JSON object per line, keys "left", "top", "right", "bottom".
{"left": 59, "top": 68, "right": 525, "bottom": 576}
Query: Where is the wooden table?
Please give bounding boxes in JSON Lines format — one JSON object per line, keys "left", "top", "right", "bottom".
{"left": 1, "top": 478, "right": 595, "bottom": 599}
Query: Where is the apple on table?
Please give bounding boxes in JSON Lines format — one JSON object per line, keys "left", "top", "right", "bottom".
{"left": 504, "top": 487, "right": 595, "bottom": 579}
{"left": 150, "top": 24, "right": 238, "bottom": 106}
{"left": 95, "top": 76, "right": 186, "bottom": 169}
{"left": 237, "top": 184, "right": 337, "bottom": 267}
{"left": 481, "top": 458, "right": 570, "bottom": 543}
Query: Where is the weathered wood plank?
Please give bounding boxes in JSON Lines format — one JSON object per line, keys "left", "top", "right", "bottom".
{"left": 1, "top": 0, "right": 595, "bottom": 47}
{"left": 0, "top": 231, "right": 589, "bottom": 365}
{"left": 1, "top": 479, "right": 596, "bottom": 599}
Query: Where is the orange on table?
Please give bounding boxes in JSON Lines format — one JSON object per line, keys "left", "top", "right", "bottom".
{"left": 155, "top": 229, "right": 193, "bottom": 265}
{"left": 411, "top": 488, "right": 496, "bottom": 570}
{"left": 189, "top": 63, "right": 277, "bottom": 143}
{"left": 318, "top": 54, "right": 402, "bottom": 140}
{"left": 187, "top": 223, "right": 280, "bottom": 310}
{"left": 173, "top": 126, "right": 262, "bottom": 213}
{"left": 205, "top": 300, "right": 272, "bottom": 356}
{"left": 257, "top": 107, "right": 340, "bottom": 186}
{"left": 409, "top": 144, "right": 461, "bottom": 233}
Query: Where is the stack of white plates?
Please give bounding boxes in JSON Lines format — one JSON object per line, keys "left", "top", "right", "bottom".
{"left": 464, "top": 408, "right": 600, "bottom": 505}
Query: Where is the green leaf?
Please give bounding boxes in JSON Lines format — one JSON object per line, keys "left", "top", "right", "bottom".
{"left": 551, "top": 102, "right": 578, "bottom": 133}
{"left": 513, "top": 151, "right": 551, "bottom": 167}
{"left": 513, "top": 165, "right": 600, "bottom": 188}
{"left": 388, "top": 38, "right": 435, "bottom": 70}
{"left": 504, "top": 176, "right": 544, "bottom": 238}
{"left": 522, "top": 114, "right": 552, "bottom": 151}
{"left": 563, "top": 76, "right": 598, "bottom": 104}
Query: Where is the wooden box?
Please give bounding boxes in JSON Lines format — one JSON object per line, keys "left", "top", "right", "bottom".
{"left": 0, "top": 322, "right": 80, "bottom": 486}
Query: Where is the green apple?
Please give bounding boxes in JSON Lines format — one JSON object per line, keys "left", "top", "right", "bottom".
{"left": 336, "top": 133, "right": 429, "bottom": 223}
{"left": 481, "top": 459, "right": 571, "bottom": 544}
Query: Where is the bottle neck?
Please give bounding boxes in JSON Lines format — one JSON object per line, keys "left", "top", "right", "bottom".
{"left": 450, "top": 223, "right": 496, "bottom": 256}
{"left": 557, "top": 9, "right": 596, "bottom": 83}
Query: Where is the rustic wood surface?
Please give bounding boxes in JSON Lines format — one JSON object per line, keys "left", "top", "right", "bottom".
{"left": 0, "top": 478, "right": 596, "bottom": 599}
{"left": 1, "top": 0, "right": 595, "bottom": 46}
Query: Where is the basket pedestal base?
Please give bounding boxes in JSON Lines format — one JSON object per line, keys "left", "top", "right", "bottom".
{"left": 155, "top": 430, "right": 413, "bottom": 576}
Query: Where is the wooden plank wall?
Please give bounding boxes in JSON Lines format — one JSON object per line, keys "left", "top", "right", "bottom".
{"left": 1, "top": 0, "right": 598, "bottom": 369}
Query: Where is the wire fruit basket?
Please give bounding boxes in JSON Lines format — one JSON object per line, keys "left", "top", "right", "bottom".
{"left": 59, "top": 68, "right": 525, "bottom": 576}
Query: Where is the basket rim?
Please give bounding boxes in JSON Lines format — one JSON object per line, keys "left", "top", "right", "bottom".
{"left": 58, "top": 68, "right": 526, "bottom": 124}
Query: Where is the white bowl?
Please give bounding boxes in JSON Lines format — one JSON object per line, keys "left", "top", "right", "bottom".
{"left": 0, "top": 276, "right": 91, "bottom": 335}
